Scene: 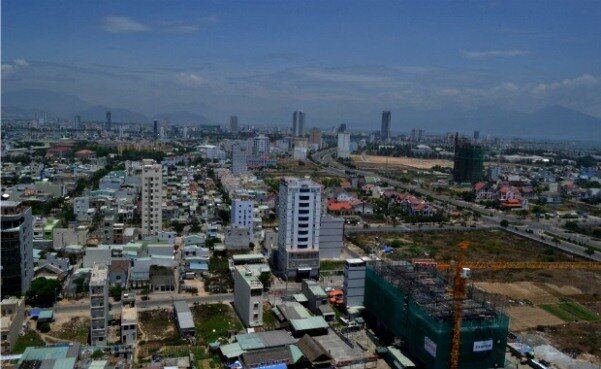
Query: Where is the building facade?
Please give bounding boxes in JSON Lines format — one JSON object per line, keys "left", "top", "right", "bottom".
{"left": 141, "top": 160, "right": 163, "bottom": 235}
{"left": 381, "top": 110, "right": 391, "bottom": 140}
{"left": 453, "top": 138, "right": 484, "bottom": 183}
{"left": 232, "top": 143, "right": 248, "bottom": 176}
{"left": 318, "top": 215, "right": 344, "bottom": 259}
{"left": 231, "top": 199, "right": 254, "bottom": 230}
{"left": 277, "top": 177, "right": 321, "bottom": 279}
{"left": 233, "top": 266, "right": 264, "bottom": 327}
{"left": 230, "top": 115, "right": 239, "bottom": 133}
{"left": 337, "top": 132, "right": 351, "bottom": 158}
{"left": 0, "top": 201, "right": 33, "bottom": 298}
{"left": 308, "top": 128, "right": 322, "bottom": 149}
{"left": 292, "top": 110, "right": 305, "bottom": 136}
{"left": 343, "top": 258, "right": 366, "bottom": 308}
{"left": 90, "top": 264, "right": 109, "bottom": 347}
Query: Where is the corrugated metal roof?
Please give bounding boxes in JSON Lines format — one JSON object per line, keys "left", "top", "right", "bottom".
{"left": 290, "top": 316, "right": 329, "bottom": 332}
{"left": 173, "top": 301, "right": 194, "bottom": 330}
{"left": 220, "top": 343, "right": 243, "bottom": 359}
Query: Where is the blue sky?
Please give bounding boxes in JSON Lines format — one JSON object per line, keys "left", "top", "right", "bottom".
{"left": 2, "top": 0, "right": 601, "bottom": 126}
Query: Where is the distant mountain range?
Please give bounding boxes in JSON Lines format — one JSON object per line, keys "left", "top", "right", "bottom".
{"left": 2, "top": 89, "right": 600, "bottom": 141}
{"left": 1, "top": 89, "right": 212, "bottom": 125}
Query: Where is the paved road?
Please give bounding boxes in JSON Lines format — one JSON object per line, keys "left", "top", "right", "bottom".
{"left": 312, "top": 148, "right": 601, "bottom": 261}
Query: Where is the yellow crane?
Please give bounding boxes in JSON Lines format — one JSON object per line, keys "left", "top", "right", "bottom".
{"left": 439, "top": 242, "right": 601, "bottom": 369}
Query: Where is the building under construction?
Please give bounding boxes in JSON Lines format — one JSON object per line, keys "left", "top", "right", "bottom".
{"left": 364, "top": 261, "right": 508, "bottom": 369}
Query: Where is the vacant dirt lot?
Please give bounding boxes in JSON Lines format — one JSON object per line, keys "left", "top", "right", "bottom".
{"left": 476, "top": 282, "right": 558, "bottom": 304}
{"left": 507, "top": 306, "right": 564, "bottom": 331}
{"left": 352, "top": 154, "right": 453, "bottom": 169}
{"left": 138, "top": 308, "right": 178, "bottom": 341}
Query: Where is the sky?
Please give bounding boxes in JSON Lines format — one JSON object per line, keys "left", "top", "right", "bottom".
{"left": 2, "top": 0, "right": 601, "bottom": 127}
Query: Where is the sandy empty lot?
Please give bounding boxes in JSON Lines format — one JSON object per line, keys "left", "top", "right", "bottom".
{"left": 352, "top": 154, "right": 453, "bottom": 170}
{"left": 507, "top": 306, "right": 564, "bottom": 331}
{"left": 475, "top": 281, "right": 558, "bottom": 304}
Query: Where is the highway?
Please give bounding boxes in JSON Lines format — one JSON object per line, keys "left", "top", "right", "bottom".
{"left": 312, "top": 148, "right": 601, "bottom": 262}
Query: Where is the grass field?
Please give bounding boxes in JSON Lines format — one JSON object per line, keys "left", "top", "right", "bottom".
{"left": 191, "top": 303, "right": 242, "bottom": 344}
{"left": 12, "top": 330, "right": 45, "bottom": 353}
{"left": 320, "top": 260, "right": 346, "bottom": 271}
{"left": 541, "top": 302, "right": 599, "bottom": 322}
{"left": 162, "top": 345, "right": 209, "bottom": 359}
{"left": 351, "top": 229, "right": 573, "bottom": 263}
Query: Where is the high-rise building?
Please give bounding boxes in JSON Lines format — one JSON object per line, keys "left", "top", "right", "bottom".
{"left": 230, "top": 116, "right": 239, "bottom": 133}
{"left": 337, "top": 132, "right": 351, "bottom": 158}
{"left": 140, "top": 160, "right": 163, "bottom": 235}
{"left": 453, "top": 136, "right": 484, "bottom": 183}
{"left": 411, "top": 128, "right": 424, "bottom": 142}
{"left": 232, "top": 143, "right": 248, "bottom": 176}
{"left": 474, "top": 130, "right": 480, "bottom": 140}
{"left": 319, "top": 215, "right": 343, "bottom": 259}
{"left": 90, "top": 263, "right": 109, "bottom": 346}
{"left": 381, "top": 110, "right": 391, "bottom": 140}
{"left": 252, "top": 135, "right": 270, "bottom": 157}
{"left": 153, "top": 120, "right": 159, "bottom": 137}
{"left": 343, "top": 258, "right": 367, "bottom": 308}
{"left": 308, "top": 128, "right": 322, "bottom": 149}
{"left": 75, "top": 115, "right": 82, "bottom": 130}
{"left": 292, "top": 110, "right": 305, "bottom": 136}
{"left": 0, "top": 200, "right": 33, "bottom": 298}
{"left": 231, "top": 199, "right": 254, "bottom": 231}
{"left": 106, "top": 111, "right": 112, "bottom": 131}
{"left": 337, "top": 124, "right": 347, "bottom": 133}
{"left": 277, "top": 177, "right": 321, "bottom": 279}
{"left": 292, "top": 137, "right": 308, "bottom": 160}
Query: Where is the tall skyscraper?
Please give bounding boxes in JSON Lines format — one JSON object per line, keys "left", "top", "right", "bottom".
{"left": 232, "top": 143, "right": 248, "bottom": 176}
{"left": 473, "top": 130, "right": 480, "bottom": 140}
{"left": 381, "top": 110, "right": 391, "bottom": 140}
{"left": 140, "top": 160, "right": 163, "bottom": 235}
{"left": 0, "top": 199, "right": 33, "bottom": 298}
{"left": 277, "top": 177, "right": 322, "bottom": 279}
{"left": 75, "top": 115, "right": 82, "bottom": 130}
{"left": 337, "top": 132, "right": 351, "bottom": 158}
{"left": 231, "top": 199, "right": 254, "bottom": 231}
{"left": 308, "top": 128, "right": 322, "bottom": 149}
{"left": 230, "top": 116, "right": 239, "bottom": 133}
{"left": 106, "top": 111, "right": 112, "bottom": 131}
{"left": 338, "top": 123, "right": 347, "bottom": 133}
{"left": 292, "top": 110, "right": 305, "bottom": 136}
{"left": 453, "top": 135, "right": 484, "bottom": 183}
{"left": 153, "top": 120, "right": 159, "bottom": 137}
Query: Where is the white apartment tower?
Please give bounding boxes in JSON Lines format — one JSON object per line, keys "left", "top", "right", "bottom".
{"left": 1, "top": 200, "right": 33, "bottom": 298}
{"left": 277, "top": 177, "right": 321, "bottom": 279}
{"left": 253, "top": 135, "right": 270, "bottom": 157}
{"left": 337, "top": 132, "right": 351, "bottom": 158}
{"left": 231, "top": 199, "right": 254, "bottom": 230}
{"left": 141, "top": 160, "right": 163, "bottom": 235}
{"left": 90, "top": 263, "right": 109, "bottom": 346}
{"left": 232, "top": 144, "right": 248, "bottom": 176}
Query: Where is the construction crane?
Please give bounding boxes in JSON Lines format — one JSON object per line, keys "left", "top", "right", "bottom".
{"left": 441, "top": 242, "right": 601, "bottom": 369}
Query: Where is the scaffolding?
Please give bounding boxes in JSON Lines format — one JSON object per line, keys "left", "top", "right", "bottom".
{"left": 365, "top": 261, "right": 508, "bottom": 369}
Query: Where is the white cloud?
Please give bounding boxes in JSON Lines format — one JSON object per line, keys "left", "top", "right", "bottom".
{"left": 532, "top": 74, "right": 599, "bottom": 95}
{"left": 462, "top": 49, "right": 530, "bottom": 60}
{"left": 101, "top": 15, "right": 218, "bottom": 34}
{"left": 101, "top": 16, "right": 150, "bottom": 33}
{"left": 176, "top": 73, "right": 205, "bottom": 87}
{"left": 1, "top": 58, "right": 29, "bottom": 76}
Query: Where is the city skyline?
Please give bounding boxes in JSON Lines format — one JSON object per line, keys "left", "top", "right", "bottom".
{"left": 2, "top": 1, "right": 601, "bottom": 133}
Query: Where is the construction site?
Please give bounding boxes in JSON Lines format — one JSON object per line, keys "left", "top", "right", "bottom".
{"left": 364, "top": 260, "right": 509, "bottom": 369}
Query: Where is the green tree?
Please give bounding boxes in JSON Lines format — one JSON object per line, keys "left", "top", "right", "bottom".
{"left": 500, "top": 219, "right": 509, "bottom": 228}
{"left": 259, "top": 273, "right": 273, "bottom": 291}
{"left": 585, "top": 247, "right": 595, "bottom": 255}
{"left": 25, "top": 278, "right": 61, "bottom": 307}
{"left": 109, "top": 285, "right": 123, "bottom": 301}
